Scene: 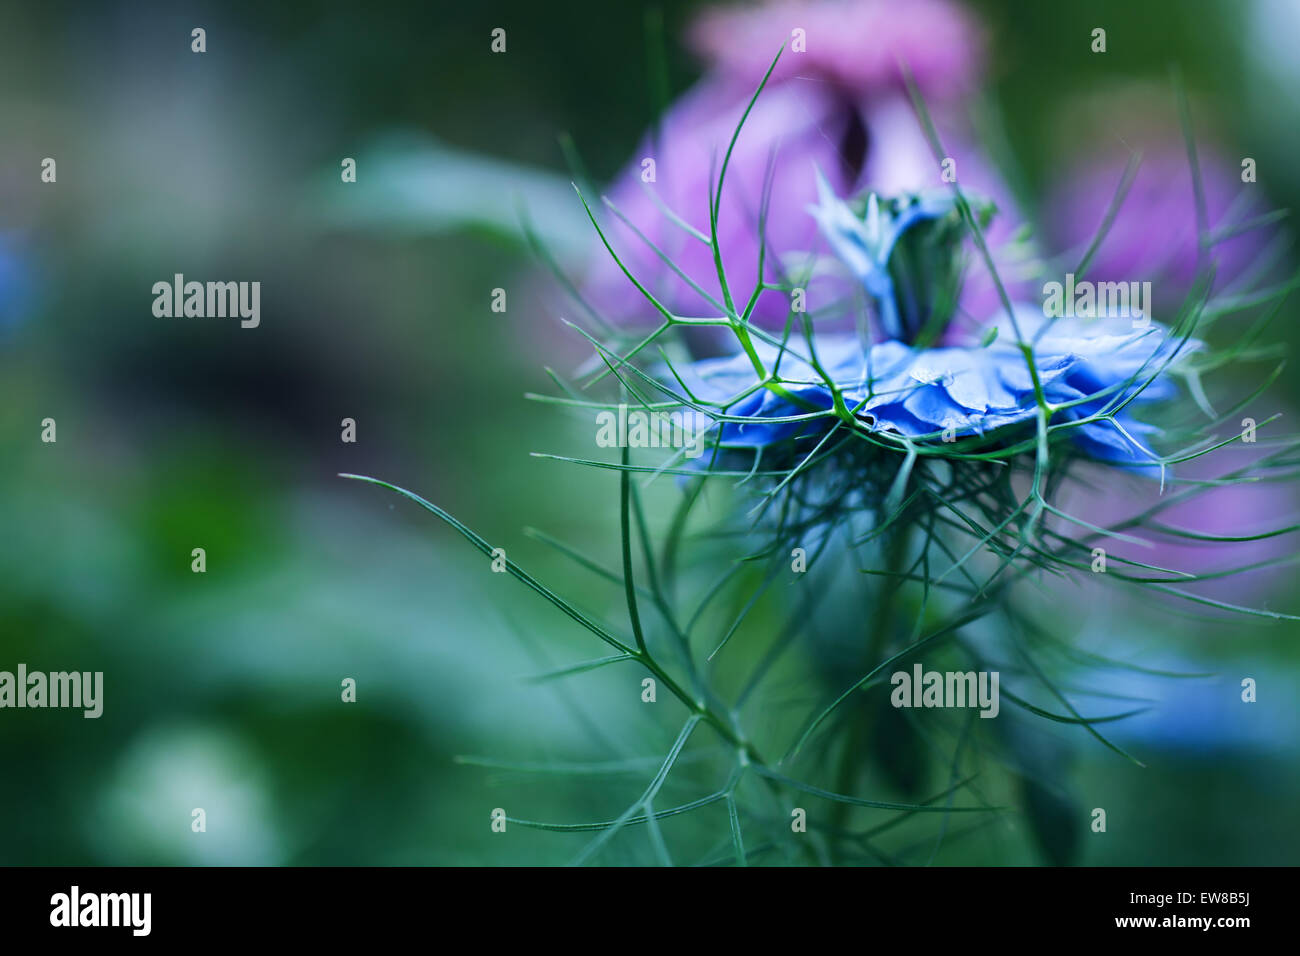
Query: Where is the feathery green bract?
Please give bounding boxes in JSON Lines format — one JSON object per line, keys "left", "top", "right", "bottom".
{"left": 345, "top": 49, "right": 1299, "bottom": 866}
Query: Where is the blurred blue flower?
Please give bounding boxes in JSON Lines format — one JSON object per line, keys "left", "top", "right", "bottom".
{"left": 677, "top": 310, "right": 1195, "bottom": 467}
{"left": 1103, "top": 665, "right": 1298, "bottom": 757}
{"left": 0, "top": 233, "right": 35, "bottom": 340}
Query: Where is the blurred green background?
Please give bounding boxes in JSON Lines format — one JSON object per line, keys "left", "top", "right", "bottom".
{"left": 1, "top": 0, "right": 1297, "bottom": 865}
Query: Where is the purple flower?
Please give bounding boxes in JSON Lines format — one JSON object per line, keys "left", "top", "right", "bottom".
{"left": 581, "top": 0, "right": 1023, "bottom": 335}
{"left": 1062, "top": 441, "right": 1299, "bottom": 599}
{"left": 686, "top": 0, "right": 985, "bottom": 99}
{"left": 1046, "top": 145, "right": 1266, "bottom": 301}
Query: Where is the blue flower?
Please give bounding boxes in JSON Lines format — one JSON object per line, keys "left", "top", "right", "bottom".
{"left": 675, "top": 308, "right": 1196, "bottom": 468}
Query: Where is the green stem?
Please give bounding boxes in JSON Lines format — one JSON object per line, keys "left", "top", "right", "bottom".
{"left": 828, "top": 508, "right": 913, "bottom": 861}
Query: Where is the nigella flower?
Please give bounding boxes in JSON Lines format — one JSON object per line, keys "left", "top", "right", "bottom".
{"left": 687, "top": 0, "right": 985, "bottom": 97}
{"left": 1061, "top": 441, "right": 1300, "bottom": 600}
{"left": 345, "top": 1, "right": 1300, "bottom": 871}
{"left": 1046, "top": 143, "right": 1265, "bottom": 299}
{"left": 1036, "top": 87, "right": 1271, "bottom": 305}
{"left": 669, "top": 180, "right": 1195, "bottom": 468}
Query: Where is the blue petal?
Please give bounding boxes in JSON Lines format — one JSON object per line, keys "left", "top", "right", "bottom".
{"left": 664, "top": 312, "right": 1198, "bottom": 469}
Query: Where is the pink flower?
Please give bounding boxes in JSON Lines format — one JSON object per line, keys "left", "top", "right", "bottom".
{"left": 1046, "top": 145, "right": 1266, "bottom": 303}
{"left": 687, "top": 0, "right": 985, "bottom": 99}
{"left": 1063, "top": 438, "right": 1298, "bottom": 602}
{"left": 581, "top": 0, "right": 1022, "bottom": 338}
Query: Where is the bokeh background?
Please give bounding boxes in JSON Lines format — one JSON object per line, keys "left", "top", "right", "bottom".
{"left": 2, "top": 0, "right": 1298, "bottom": 865}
